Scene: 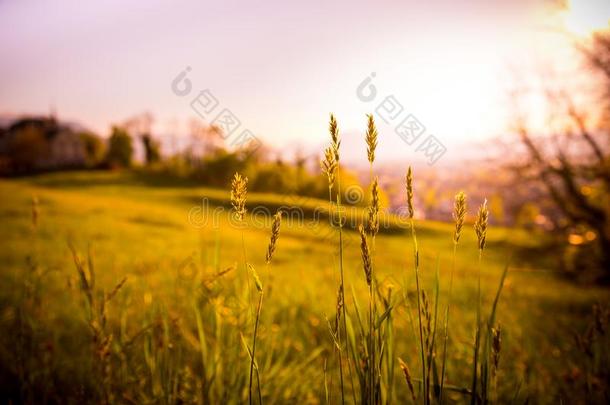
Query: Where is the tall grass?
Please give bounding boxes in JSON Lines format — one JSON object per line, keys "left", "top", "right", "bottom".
{"left": 439, "top": 191, "right": 466, "bottom": 402}
{"left": 332, "top": 116, "right": 512, "bottom": 405}
{"left": 247, "top": 263, "right": 264, "bottom": 405}
{"left": 365, "top": 114, "right": 380, "bottom": 405}
{"left": 0, "top": 113, "right": 532, "bottom": 405}
{"left": 68, "top": 242, "right": 127, "bottom": 404}
{"left": 231, "top": 173, "right": 286, "bottom": 405}
{"left": 471, "top": 199, "right": 488, "bottom": 405}
{"left": 322, "top": 113, "right": 354, "bottom": 405}
{"left": 247, "top": 209, "right": 283, "bottom": 405}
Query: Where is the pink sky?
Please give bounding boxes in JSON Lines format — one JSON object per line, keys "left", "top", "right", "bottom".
{"left": 1, "top": 0, "right": 609, "bottom": 163}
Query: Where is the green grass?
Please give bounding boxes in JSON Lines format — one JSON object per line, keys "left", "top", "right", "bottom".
{"left": 0, "top": 170, "right": 608, "bottom": 403}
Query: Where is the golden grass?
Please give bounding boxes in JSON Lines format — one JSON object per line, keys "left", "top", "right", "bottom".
{"left": 231, "top": 172, "right": 248, "bottom": 222}
{"left": 406, "top": 167, "right": 414, "bottom": 220}
{"left": 475, "top": 199, "right": 489, "bottom": 251}
{"left": 321, "top": 147, "right": 338, "bottom": 191}
{"left": 358, "top": 224, "right": 372, "bottom": 287}
{"left": 453, "top": 192, "right": 467, "bottom": 244}
{"left": 365, "top": 114, "right": 378, "bottom": 165}
{"left": 0, "top": 120, "right": 608, "bottom": 404}
{"left": 265, "top": 211, "right": 282, "bottom": 264}
{"left": 366, "top": 177, "right": 380, "bottom": 238}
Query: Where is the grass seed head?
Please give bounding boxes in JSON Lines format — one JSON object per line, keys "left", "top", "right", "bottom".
{"left": 367, "top": 177, "right": 380, "bottom": 237}
{"left": 371, "top": 177, "right": 380, "bottom": 214}
{"left": 366, "top": 207, "right": 378, "bottom": 238}
{"left": 405, "top": 167, "right": 414, "bottom": 219}
{"left": 475, "top": 198, "right": 489, "bottom": 250}
{"left": 329, "top": 113, "right": 340, "bottom": 162}
{"left": 358, "top": 224, "right": 372, "bottom": 286}
{"left": 365, "top": 114, "right": 378, "bottom": 164}
{"left": 453, "top": 191, "right": 467, "bottom": 244}
{"left": 230, "top": 172, "right": 248, "bottom": 222}
{"left": 398, "top": 357, "right": 417, "bottom": 401}
{"left": 320, "top": 146, "right": 337, "bottom": 189}
{"left": 248, "top": 263, "right": 263, "bottom": 293}
{"left": 265, "top": 210, "right": 282, "bottom": 264}
{"left": 334, "top": 285, "right": 344, "bottom": 334}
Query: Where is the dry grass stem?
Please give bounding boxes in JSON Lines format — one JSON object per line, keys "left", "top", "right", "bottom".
{"left": 248, "top": 264, "right": 263, "bottom": 293}
{"left": 398, "top": 358, "right": 417, "bottom": 402}
{"left": 492, "top": 326, "right": 501, "bottom": 372}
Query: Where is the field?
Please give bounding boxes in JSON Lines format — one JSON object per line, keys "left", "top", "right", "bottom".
{"left": 0, "top": 171, "right": 608, "bottom": 404}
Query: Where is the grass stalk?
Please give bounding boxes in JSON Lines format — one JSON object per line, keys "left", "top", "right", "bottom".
{"left": 412, "top": 223, "right": 427, "bottom": 405}
{"left": 368, "top": 167, "right": 375, "bottom": 405}
{"left": 327, "top": 185, "right": 346, "bottom": 404}
{"left": 366, "top": 113, "right": 379, "bottom": 402}
{"left": 369, "top": 273, "right": 374, "bottom": 404}
{"left": 405, "top": 167, "right": 428, "bottom": 404}
{"left": 409, "top": 218, "right": 428, "bottom": 404}
{"left": 440, "top": 191, "right": 466, "bottom": 403}
{"left": 322, "top": 113, "right": 355, "bottom": 405}
{"left": 439, "top": 243, "right": 456, "bottom": 404}
{"left": 428, "top": 257, "right": 441, "bottom": 401}
{"left": 471, "top": 199, "right": 488, "bottom": 405}
{"left": 337, "top": 183, "right": 348, "bottom": 405}
{"left": 249, "top": 288, "right": 264, "bottom": 405}
{"left": 470, "top": 250, "right": 482, "bottom": 405}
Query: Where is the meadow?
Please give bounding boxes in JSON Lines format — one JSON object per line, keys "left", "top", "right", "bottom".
{"left": 0, "top": 170, "right": 608, "bottom": 404}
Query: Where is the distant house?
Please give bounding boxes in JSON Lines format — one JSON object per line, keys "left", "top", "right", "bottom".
{"left": 45, "top": 127, "right": 87, "bottom": 168}
{"left": 0, "top": 116, "right": 90, "bottom": 174}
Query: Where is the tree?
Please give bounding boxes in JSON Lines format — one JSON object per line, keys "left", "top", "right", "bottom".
{"left": 188, "top": 119, "right": 225, "bottom": 157}
{"left": 79, "top": 132, "right": 105, "bottom": 167}
{"left": 7, "top": 124, "right": 48, "bottom": 172}
{"left": 140, "top": 134, "right": 161, "bottom": 165}
{"left": 106, "top": 126, "right": 133, "bottom": 168}
{"left": 512, "top": 29, "right": 610, "bottom": 281}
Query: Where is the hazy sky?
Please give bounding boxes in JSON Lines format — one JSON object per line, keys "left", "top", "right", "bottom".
{"left": 1, "top": 0, "right": 609, "bottom": 163}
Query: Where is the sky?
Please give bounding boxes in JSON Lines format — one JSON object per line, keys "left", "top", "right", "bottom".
{"left": 1, "top": 0, "right": 609, "bottom": 164}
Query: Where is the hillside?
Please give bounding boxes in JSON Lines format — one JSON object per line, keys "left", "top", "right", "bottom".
{"left": 0, "top": 171, "right": 608, "bottom": 403}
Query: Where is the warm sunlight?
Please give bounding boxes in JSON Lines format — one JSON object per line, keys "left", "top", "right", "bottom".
{"left": 1, "top": 1, "right": 610, "bottom": 404}
{"left": 562, "top": 0, "right": 610, "bottom": 36}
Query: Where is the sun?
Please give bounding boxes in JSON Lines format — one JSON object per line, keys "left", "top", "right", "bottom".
{"left": 561, "top": 0, "right": 610, "bottom": 36}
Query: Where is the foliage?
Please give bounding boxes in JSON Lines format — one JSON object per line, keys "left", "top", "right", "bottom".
{"left": 105, "top": 126, "right": 133, "bottom": 168}
{"left": 5, "top": 124, "right": 48, "bottom": 172}
{"left": 79, "top": 131, "right": 105, "bottom": 167}
{"left": 140, "top": 134, "right": 161, "bottom": 165}
{"left": 512, "top": 29, "right": 610, "bottom": 280}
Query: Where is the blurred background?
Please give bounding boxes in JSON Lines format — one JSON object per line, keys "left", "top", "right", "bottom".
{"left": 2, "top": 0, "right": 609, "bottom": 279}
